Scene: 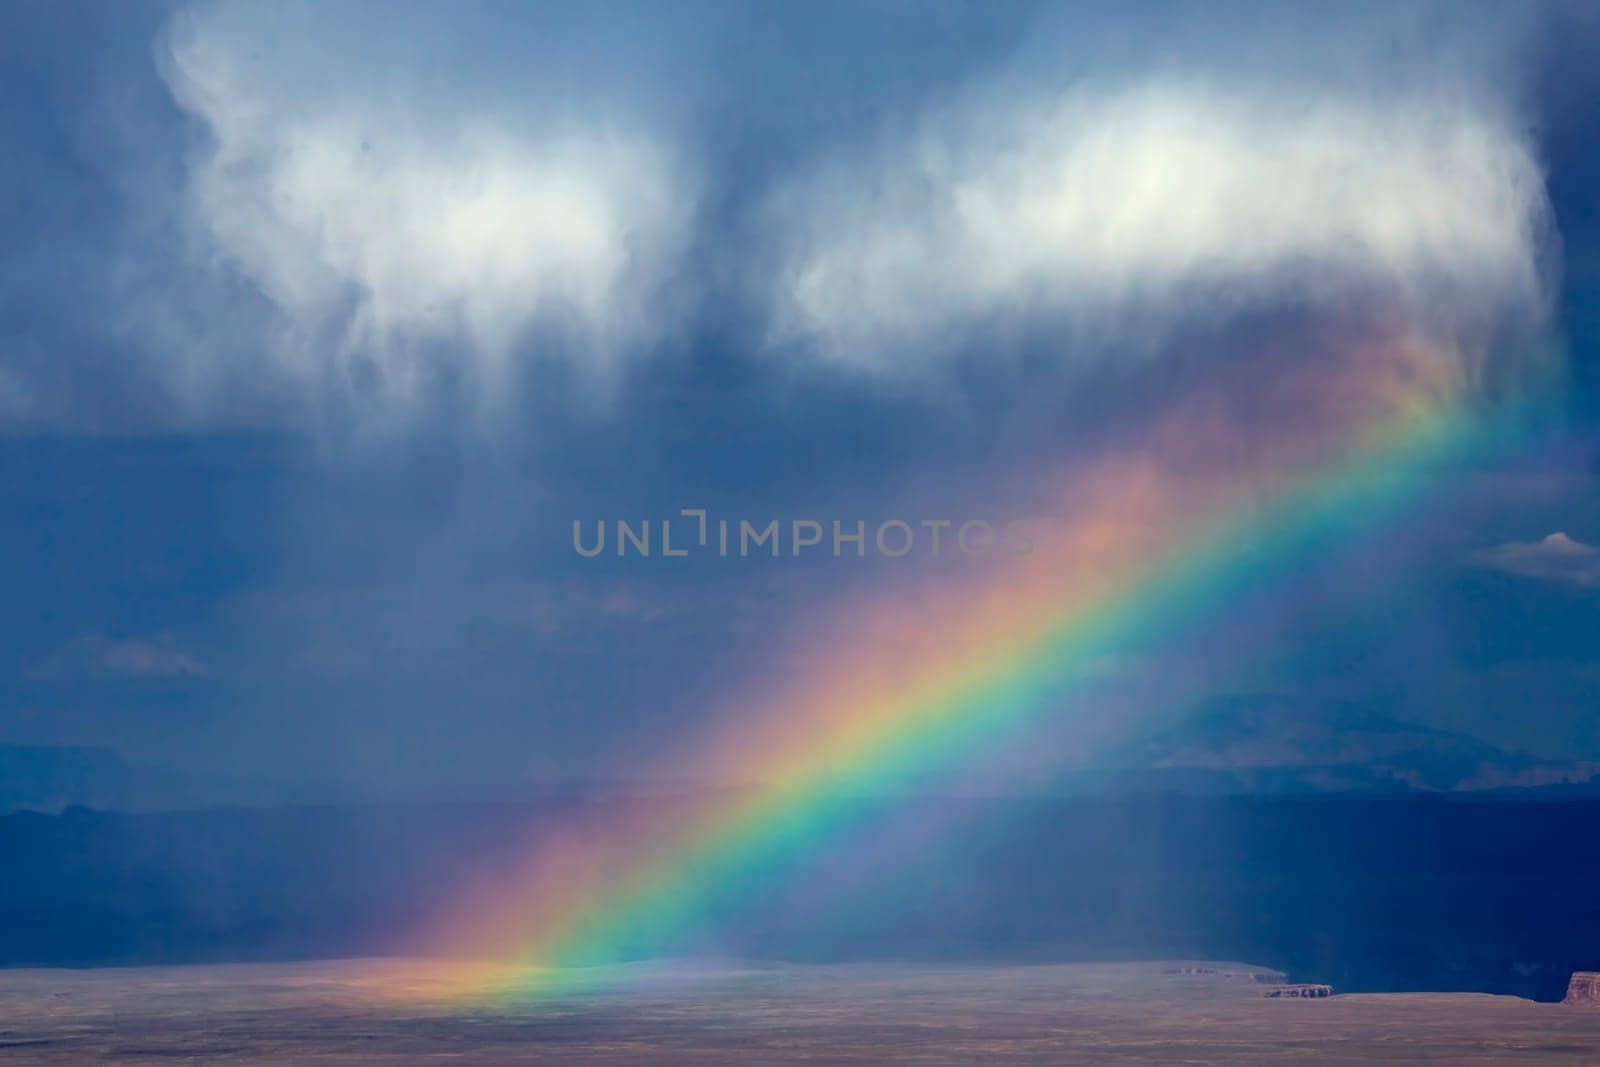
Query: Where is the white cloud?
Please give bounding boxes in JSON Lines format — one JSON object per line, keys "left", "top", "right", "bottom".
{"left": 29, "top": 635, "right": 210, "bottom": 681}
{"left": 769, "top": 30, "right": 1551, "bottom": 374}
{"left": 4, "top": 1, "right": 1553, "bottom": 430}
{"left": 94, "top": 637, "right": 210, "bottom": 679}
{"left": 1473, "top": 532, "right": 1600, "bottom": 589}
{"left": 160, "top": 1, "right": 695, "bottom": 421}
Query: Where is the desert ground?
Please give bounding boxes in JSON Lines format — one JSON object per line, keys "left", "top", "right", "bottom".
{"left": 1, "top": 958, "right": 1598, "bottom": 1064}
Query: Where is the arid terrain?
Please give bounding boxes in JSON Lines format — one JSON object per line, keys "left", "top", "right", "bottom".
{"left": 2, "top": 959, "right": 1598, "bottom": 1064}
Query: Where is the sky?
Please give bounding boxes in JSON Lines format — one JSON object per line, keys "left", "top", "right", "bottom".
{"left": 1, "top": 0, "right": 1598, "bottom": 794}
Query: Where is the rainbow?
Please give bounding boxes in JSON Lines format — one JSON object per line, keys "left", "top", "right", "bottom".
{"left": 416, "top": 330, "right": 1547, "bottom": 1000}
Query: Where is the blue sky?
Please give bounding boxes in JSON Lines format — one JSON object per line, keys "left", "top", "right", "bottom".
{"left": 1, "top": 0, "right": 1598, "bottom": 792}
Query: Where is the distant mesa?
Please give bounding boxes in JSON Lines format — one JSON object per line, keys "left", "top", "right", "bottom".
{"left": 1565, "top": 972, "right": 1600, "bottom": 1006}
{"left": 1264, "top": 984, "right": 1333, "bottom": 999}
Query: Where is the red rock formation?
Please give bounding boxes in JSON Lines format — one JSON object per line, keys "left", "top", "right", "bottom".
{"left": 1264, "top": 984, "right": 1333, "bottom": 999}
{"left": 1565, "top": 972, "right": 1600, "bottom": 1005}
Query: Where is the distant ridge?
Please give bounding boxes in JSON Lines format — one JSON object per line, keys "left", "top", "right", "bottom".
{"left": 1068, "top": 696, "right": 1600, "bottom": 795}
{"left": 6, "top": 702, "right": 1599, "bottom": 815}
{"left": 0, "top": 744, "right": 340, "bottom": 814}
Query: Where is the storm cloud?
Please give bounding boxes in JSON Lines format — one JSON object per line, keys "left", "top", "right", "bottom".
{"left": 0, "top": 0, "right": 1596, "bottom": 794}
{"left": 161, "top": 0, "right": 699, "bottom": 422}
{"left": 768, "top": 6, "right": 1551, "bottom": 375}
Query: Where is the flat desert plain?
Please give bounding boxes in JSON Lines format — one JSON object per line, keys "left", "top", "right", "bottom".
{"left": 1, "top": 959, "right": 1598, "bottom": 1064}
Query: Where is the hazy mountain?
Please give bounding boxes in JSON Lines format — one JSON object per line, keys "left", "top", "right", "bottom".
{"left": 0, "top": 744, "right": 349, "bottom": 813}
{"left": 8, "top": 696, "right": 1598, "bottom": 814}
{"left": 0, "top": 745, "right": 185, "bottom": 813}
{"left": 1077, "top": 697, "right": 1600, "bottom": 794}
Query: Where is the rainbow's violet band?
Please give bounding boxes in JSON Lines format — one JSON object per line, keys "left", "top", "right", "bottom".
{"left": 416, "top": 334, "right": 1549, "bottom": 1001}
